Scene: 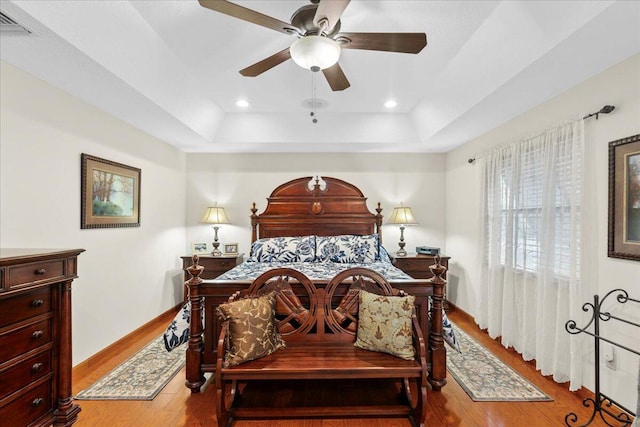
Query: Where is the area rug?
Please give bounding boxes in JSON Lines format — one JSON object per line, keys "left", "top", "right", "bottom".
{"left": 75, "top": 335, "right": 186, "bottom": 400}
{"left": 447, "top": 323, "right": 552, "bottom": 402}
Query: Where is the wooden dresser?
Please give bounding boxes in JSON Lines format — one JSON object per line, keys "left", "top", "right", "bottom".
{"left": 0, "top": 248, "right": 84, "bottom": 427}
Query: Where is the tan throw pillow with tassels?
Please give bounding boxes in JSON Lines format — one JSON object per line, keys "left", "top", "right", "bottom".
{"left": 354, "top": 289, "right": 415, "bottom": 360}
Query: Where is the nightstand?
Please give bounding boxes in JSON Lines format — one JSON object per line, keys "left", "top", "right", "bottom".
{"left": 180, "top": 253, "right": 244, "bottom": 299}
{"left": 390, "top": 253, "right": 451, "bottom": 310}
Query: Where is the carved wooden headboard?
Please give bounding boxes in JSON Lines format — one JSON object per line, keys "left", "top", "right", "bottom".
{"left": 250, "top": 176, "right": 383, "bottom": 243}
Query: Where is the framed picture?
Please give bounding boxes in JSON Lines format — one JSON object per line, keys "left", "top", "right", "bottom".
{"left": 192, "top": 242, "right": 209, "bottom": 255}
{"left": 608, "top": 134, "right": 640, "bottom": 261}
{"left": 81, "top": 154, "right": 141, "bottom": 229}
{"left": 224, "top": 243, "right": 239, "bottom": 255}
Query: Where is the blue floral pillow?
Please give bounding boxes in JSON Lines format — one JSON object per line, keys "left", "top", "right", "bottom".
{"left": 315, "top": 234, "right": 379, "bottom": 263}
{"left": 378, "top": 245, "right": 392, "bottom": 263}
{"left": 247, "top": 236, "right": 316, "bottom": 262}
{"left": 164, "top": 302, "right": 193, "bottom": 352}
{"left": 443, "top": 312, "right": 462, "bottom": 353}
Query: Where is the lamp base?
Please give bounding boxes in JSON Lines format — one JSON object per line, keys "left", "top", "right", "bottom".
{"left": 211, "top": 226, "right": 222, "bottom": 256}
{"left": 396, "top": 225, "right": 407, "bottom": 256}
{"left": 211, "top": 241, "right": 222, "bottom": 256}
{"left": 396, "top": 242, "right": 407, "bottom": 257}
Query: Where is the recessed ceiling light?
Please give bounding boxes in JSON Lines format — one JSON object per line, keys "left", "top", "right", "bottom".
{"left": 236, "top": 99, "right": 249, "bottom": 108}
{"left": 384, "top": 100, "right": 397, "bottom": 109}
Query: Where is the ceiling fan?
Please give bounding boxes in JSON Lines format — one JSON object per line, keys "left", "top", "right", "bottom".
{"left": 198, "top": 0, "right": 427, "bottom": 91}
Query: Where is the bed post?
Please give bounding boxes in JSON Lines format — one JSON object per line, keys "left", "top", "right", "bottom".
{"left": 375, "top": 202, "right": 383, "bottom": 243}
{"left": 250, "top": 202, "right": 258, "bottom": 243}
{"left": 185, "top": 255, "right": 205, "bottom": 393}
{"left": 428, "top": 255, "right": 447, "bottom": 391}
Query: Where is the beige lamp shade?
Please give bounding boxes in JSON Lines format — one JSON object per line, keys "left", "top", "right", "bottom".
{"left": 387, "top": 205, "right": 418, "bottom": 226}
{"left": 201, "top": 206, "right": 230, "bottom": 225}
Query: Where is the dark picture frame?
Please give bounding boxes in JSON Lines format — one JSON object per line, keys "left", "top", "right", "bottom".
{"left": 81, "top": 154, "right": 141, "bottom": 229}
{"left": 608, "top": 134, "right": 640, "bottom": 261}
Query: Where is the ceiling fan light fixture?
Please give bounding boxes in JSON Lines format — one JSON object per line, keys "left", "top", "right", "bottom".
{"left": 290, "top": 35, "right": 341, "bottom": 71}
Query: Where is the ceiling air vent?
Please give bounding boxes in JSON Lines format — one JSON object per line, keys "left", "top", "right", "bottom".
{"left": 0, "top": 10, "right": 32, "bottom": 34}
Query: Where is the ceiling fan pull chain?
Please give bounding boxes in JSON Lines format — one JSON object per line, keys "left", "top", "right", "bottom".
{"left": 310, "top": 70, "right": 318, "bottom": 124}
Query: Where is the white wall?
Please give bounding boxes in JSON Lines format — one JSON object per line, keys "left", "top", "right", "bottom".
{"left": 2, "top": 47, "right": 638, "bottom": 409}
{"left": 184, "top": 153, "right": 447, "bottom": 258}
{"left": 0, "top": 61, "right": 187, "bottom": 364}
{"left": 445, "top": 54, "right": 640, "bottom": 409}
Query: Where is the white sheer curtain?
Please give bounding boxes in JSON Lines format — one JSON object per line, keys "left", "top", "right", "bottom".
{"left": 476, "top": 119, "right": 587, "bottom": 390}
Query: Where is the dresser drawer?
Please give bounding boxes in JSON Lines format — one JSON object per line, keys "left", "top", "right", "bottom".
{"left": 0, "top": 287, "right": 53, "bottom": 329}
{"left": 400, "top": 266, "right": 433, "bottom": 279}
{"left": 395, "top": 257, "right": 427, "bottom": 271}
{"left": 0, "top": 379, "right": 53, "bottom": 427}
{"left": 7, "top": 259, "right": 65, "bottom": 288}
{"left": 0, "top": 319, "right": 51, "bottom": 363}
{"left": 209, "top": 258, "right": 239, "bottom": 272}
{"left": 0, "top": 350, "right": 52, "bottom": 401}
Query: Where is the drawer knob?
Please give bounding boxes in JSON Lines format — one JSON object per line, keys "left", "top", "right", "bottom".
{"left": 32, "top": 299, "right": 44, "bottom": 307}
{"left": 32, "top": 362, "right": 44, "bottom": 372}
{"left": 34, "top": 268, "right": 46, "bottom": 275}
{"left": 32, "top": 398, "right": 44, "bottom": 407}
{"left": 32, "top": 330, "right": 44, "bottom": 339}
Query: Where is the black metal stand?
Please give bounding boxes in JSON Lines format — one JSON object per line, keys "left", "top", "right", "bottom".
{"left": 565, "top": 289, "right": 639, "bottom": 426}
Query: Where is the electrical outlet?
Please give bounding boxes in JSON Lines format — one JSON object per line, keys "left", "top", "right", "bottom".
{"left": 603, "top": 343, "right": 616, "bottom": 370}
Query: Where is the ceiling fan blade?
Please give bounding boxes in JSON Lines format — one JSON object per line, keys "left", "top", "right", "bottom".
{"left": 322, "top": 63, "right": 350, "bottom": 91}
{"left": 314, "top": 0, "right": 350, "bottom": 33}
{"left": 240, "top": 48, "right": 291, "bottom": 77}
{"left": 198, "top": 0, "right": 299, "bottom": 35}
{"left": 337, "top": 32, "right": 427, "bottom": 54}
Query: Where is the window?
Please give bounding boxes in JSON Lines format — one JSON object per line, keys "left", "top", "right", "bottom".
{"left": 477, "top": 120, "right": 585, "bottom": 391}
{"left": 485, "top": 133, "right": 581, "bottom": 279}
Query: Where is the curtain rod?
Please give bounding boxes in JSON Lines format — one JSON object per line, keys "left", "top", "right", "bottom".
{"left": 467, "top": 106, "right": 615, "bottom": 164}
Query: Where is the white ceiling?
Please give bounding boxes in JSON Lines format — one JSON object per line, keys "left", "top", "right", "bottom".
{"left": 1, "top": 0, "right": 639, "bottom": 153}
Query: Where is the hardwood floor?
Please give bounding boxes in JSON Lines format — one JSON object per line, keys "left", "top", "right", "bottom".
{"left": 72, "top": 308, "right": 603, "bottom": 427}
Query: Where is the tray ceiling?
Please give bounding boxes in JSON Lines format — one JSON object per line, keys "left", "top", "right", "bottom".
{"left": 1, "top": 1, "right": 638, "bottom": 153}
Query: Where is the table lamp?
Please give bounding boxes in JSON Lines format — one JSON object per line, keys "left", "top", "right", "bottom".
{"left": 201, "top": 206, "right": 230, "bottom": 256}
{"left": 387, "top": 203, "right": 417, "bottom": 257}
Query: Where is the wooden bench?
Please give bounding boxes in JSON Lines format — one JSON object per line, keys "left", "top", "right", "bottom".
{"left": 215, "top": 267, "right": 428, "bottom": 427}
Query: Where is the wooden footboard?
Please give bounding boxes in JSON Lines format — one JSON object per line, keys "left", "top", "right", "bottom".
{"left": 184, "top": 256, "right": 448, "bottom": 393}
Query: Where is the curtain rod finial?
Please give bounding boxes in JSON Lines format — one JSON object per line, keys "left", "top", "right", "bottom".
{"left": 583, "top": 104, "right": 615, "bottom": 120}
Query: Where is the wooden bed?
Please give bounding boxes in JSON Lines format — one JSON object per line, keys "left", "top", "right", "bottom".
{"left": 184, "top": 176, "right": 447, "bottom": 393}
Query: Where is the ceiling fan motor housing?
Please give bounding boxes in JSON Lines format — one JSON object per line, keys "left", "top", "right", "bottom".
{"left": 291, "top": 4, "right": 341, "bottom": 37}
